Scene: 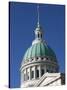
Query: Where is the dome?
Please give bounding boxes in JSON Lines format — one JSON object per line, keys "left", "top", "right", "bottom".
{"left": 22, "top": 23, "right": 57, "bottom": 63}
{"left": 23, "top": 42, "right": 56, "bottom": 61}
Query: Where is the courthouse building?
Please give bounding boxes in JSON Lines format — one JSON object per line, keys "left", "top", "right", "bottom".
{"left": 20, "top": 5, "right": 65, "bottom": 87}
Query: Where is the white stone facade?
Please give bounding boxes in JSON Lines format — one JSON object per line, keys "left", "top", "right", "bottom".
{"left": 21, "top": 73, "right": 65, "bottom": 87}
{"left": 20, "top": 56, "right": 60, "bottom": 87}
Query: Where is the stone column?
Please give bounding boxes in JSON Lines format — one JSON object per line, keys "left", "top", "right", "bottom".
{"left": 39, "top": 65, "right": 41, "bottom": 78}
{"left": 26, "top": 68, "right": 27, "bottom": 81}
{"left": 44, "top": 65, "right": 46, "bottom": 73}
{"left": 29, "top": 67, "right": 31, "bottom": 80}
{"left": 34, "top": 66, "right": 36, "bottom": 79}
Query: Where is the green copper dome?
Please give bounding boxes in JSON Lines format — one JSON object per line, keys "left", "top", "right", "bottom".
{"left": 23, "top": 22, "right": 57, "bottom": 62}
{"left": 23, "top": 42, "right": 56, "bottom": 61}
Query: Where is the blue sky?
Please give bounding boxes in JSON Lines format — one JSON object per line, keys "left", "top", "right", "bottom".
{"left": 9, "top": 2, "right": 65, "bottom": 88}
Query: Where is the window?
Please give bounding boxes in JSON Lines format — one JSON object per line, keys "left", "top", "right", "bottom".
{"left": 31, "top": 71, "right": 34, "bottom": 79}
{"left": 38, "top": 33, "right": 39, "bottom": 38}
{"left": 36, "top": 57, "right": 38, "bottom": 60}
{"left": 41, "top": 69, "right": 44, "bottom": 76}
{"left": 46, "top": 57, "right": 48, "bottom": 60}
{"left": 32, "top": 58, "right": 33, "bottom": 61}
{"left": 36, "top": 69, "right": 39, "bottom": 78}
{"left": 41, "top": 33, "right": 42, "bottom": 38}
{"left": 46, "top": 69, "right": 49, "bottom": 72}
{"left": 41, "top": 57, "right": 43, "bottom": 60}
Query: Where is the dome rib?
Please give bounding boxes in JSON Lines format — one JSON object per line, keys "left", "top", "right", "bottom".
{"left": 41, "top": 43, "right": 45, "bottom": 56}
{"left": 23, "top": 42, "right": 57, "bottom": 62}
{"left": 31, "top": 44, "right": 37, "bottom": 58}
{"left": 36, "top": 43, "right": 41, "bottom": 57}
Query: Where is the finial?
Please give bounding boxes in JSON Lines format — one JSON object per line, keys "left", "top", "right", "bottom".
{"left": 37, "top": 4, "right": 40, "bottom": 27}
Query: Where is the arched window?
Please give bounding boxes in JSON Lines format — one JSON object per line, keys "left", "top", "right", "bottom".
{"left": 38, "top": 32, "right": 39, "bottom": 38}
{"left": 41, "top": 33, "right": 42, "bottom": 38}
{"left": 36, "top": 69, "right": 39, "bottom": 78}
{"left": 31, "top": 71, "right": 34, "bottom": 79}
